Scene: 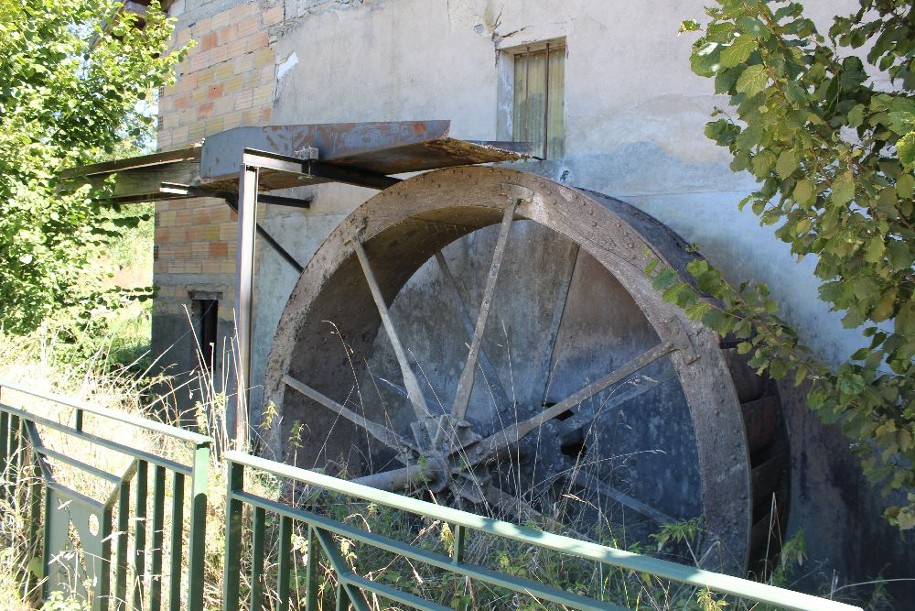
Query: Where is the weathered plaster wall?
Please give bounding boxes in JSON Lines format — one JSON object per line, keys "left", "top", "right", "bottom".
{"left": 154, "top": 0, "right": 913, "bottom": 596}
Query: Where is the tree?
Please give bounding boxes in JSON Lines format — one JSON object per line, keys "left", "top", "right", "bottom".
{"left": 0, "top": 0, "right": 186, "bottom": 334}
{"left": 660, "top": 0, "right": 915, "bottom": 529}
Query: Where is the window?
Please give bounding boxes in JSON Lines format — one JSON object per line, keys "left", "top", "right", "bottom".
{"left": 190, "top": 293, "right": 220, "bottom": 371}
{"left": 512, "top": 41, "right": 565, "bottom": 159}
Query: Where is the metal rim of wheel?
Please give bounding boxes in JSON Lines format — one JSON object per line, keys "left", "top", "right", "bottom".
{"left": 264, "top": 166, "right": 789, "bottom": 574}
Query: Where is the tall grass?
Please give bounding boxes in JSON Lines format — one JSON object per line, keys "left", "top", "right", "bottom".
{"left": 0, "top": 322, "right": 895, "bottom": 610}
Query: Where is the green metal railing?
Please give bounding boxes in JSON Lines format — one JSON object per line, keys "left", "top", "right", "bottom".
{"left": 223, "top": 451, "right": 861, "bottom": 611}
{"left": 1, "top": 382, "right": 863, "bottom": 610}
{"left": 0, "top": 381, "right": 211, "bottom": 611}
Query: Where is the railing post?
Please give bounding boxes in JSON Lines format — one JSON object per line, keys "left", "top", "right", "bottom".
{"left": 305, "top": 526, "right": 319, "bottom": 611}
{"left": 168, "top": 473, "right": 185, "bottom": 611}
{"left": 132, "top": 460, "right": 148, "bottom": 610}
{"left": 0, "top": 410, "right": 9, "bottom": 485}
{"left": 115, "top": 479, "right": 131, "bottom": 608}
{"left": 149, "top": 466, "right": 166, "bottom": 611}
{"left": 278, "top": 516, "right": 293, "bottom": 610}
{"left": 452, "top": 524, "right": 466, "bottom": 564}
{"left": 187, "top": 441, "right": 210, "bottom": 611}
{"left": 222, "top": 458, "right": 244, "bottom": 611}
{"left": 96, "top": 505, "right": 114, "bottom": 611}
{"left": 250, "top": 506, "right": 266, "bottom": 611}
{"left": 27, "top": 448, "right": 42, "bottom": 596}
{"left": 9, "top": 415, "right": 20, "bottom": 476}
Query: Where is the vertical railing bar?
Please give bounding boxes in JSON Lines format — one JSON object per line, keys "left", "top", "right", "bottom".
{"left": 452, "top": 524, "right": 466, "bottom": 565}
{"left": 75, "top": 408, "right": 84, "bottom": 432}
{"left": 97, "top": 506, "right": 114, "bottom": 611}
{"left": 187, "top": 442, "right": 210, "bottom": 611}
{"left": 277, "top": 516, "right": 293, "bottom": 611}
{"left": 169, "top": 472, "right": 185, "bottom": 611}
{"left": 27, "top": 443, "right": 43, "bottom": 596}
{"left": 115, "top": 478, "right": 131, "bottom": 609}
{"left": 9, "top": 415, "right": 20, "bottom": 476}
{"left": 312, "top": 528, "right": 369, "bottom": 611}
{"left": 250, "top": 506, "right": 266, "bottom": 611}
{"left": 132, "top": 460, "right": 148, "bottom": 610}
{"left": 150, "top": 465, "right": 166, "bottom": 611}
{"left": 0, "top": 410, "right": 9, "bottom": 482}
{"left": 223, "top": 459, "right": 244, "bottom": 611}
{"left": 335, "top": 583, "right": 348, "bottom": 611}
{"left": 305, "top": 526, "right": 319, "bottom": 611}
{"left": 41, "top": 486, "right": 53, "bottom": 601}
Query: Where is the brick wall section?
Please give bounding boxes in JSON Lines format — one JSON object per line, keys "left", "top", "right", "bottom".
{"left": 154, "top": 0, "right": 282, "bottom": 319}
{"left": 158, "top": 1, "right": 282, "bottom": 148}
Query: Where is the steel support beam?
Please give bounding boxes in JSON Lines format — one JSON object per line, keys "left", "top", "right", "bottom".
{"left": 234, "top": 163, "right": 259, "bottom": 450}
{"left": 242, "top": 148, "right": 401, "bottom": 191}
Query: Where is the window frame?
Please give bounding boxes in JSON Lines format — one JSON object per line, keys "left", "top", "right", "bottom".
{"left": 499, "top": 38, "right": 566, "bottom": 160}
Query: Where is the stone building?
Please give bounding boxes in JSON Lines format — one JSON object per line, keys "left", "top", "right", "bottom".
{"left": 145, "top": 0, "right": 913, "bottom": 598}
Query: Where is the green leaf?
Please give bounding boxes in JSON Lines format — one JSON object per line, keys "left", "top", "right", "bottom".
{"left": 679, "top": 19, "right": 701, "bottom": 34}
{"left": 863, "top": 236, "right": 885, "bottom": 263}
{"left": 793, "top": 178, "right": 816, "bottom": 207}
{"left": 735, "top": 64, "right": 768, "bottom": 96}
{"left": 838, "top": 373, "right": 866, "bottom": 395}
{"left": 899, "top": 132, "right": 915, "bottom": 170}
{"left": 871, "top": 288, "right": 897, "bottom": 322}
{"left": 847, "top": 104, "right": 866, "bottom": 127}
{"left": 775, "top": 150, "right": 798, "bottom": 178}
{"left": 720, "top": 36, "right": 757, "bottom": 68}
{"left": 831, "top": 171, "right": 855, "bottom": 206}
{"left": 737, "top": 16, "right": 766, "bottom": 37}
{"left": 897, "top": 173, "right": 915, "bottom": 198}
{"left": 692, "top": 41, "right": 722, "bottom": 77}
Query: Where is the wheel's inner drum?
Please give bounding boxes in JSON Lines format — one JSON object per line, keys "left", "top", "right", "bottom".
{"left": 287, "top": 217, "right": 703, "bottom": 552}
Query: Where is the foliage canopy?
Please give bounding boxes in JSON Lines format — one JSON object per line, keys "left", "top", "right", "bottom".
{"left": 0, "top": 0, "right": 185, "bottom": 334}
{"left": 668, "top": 0, "right": 915, "bottom": 528}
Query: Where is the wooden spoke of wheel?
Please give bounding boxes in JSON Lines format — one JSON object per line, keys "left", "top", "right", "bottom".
{"left": 532, "top": 242, "right": 580, "bottom": 408}
{"left": 570, "top": 471, "right": 676, "bottom": 526}
{"left": 473, "top": 341, "right": 677, "bottom": 463}
{"left": 556, "top": 369, "right": 677, "bottom": 437}
{"left": 434, "top": 251, "right": 512, "bottom": 412}
{"left": 450, "top": 203, "right": 517, "bottom": 421}
{"left": 352, "top": 239, "right": 431, "bottom": 419}
{"left": 350, "top": 464, "right": 429, "bottom": 492}
{"left": 284, "top": 374, "right": 410, "bottom": 452}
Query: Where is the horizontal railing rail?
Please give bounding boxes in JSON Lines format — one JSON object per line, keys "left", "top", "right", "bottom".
{"left": 0, "top": 380, "right": 211, "bottom": 611}
{"left": 224, "top": 450, "right": 861, "bottom": 611}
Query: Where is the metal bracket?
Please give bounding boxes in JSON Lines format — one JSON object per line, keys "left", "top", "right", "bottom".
{"left": 160, "top": 182, "right": 313, "bottom": 209}
{"left": 664, "top": 317, "right": 700, "bottom": 364}
{"left": 501, "top": 183, "right": 534, "bottom": 206}
{"left": 293, "top": 146, "right": 320, "bottom": 160}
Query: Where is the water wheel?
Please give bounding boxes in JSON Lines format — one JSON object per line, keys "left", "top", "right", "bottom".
{"left": 263, "top": 166, "right": 789, "bottom": 574}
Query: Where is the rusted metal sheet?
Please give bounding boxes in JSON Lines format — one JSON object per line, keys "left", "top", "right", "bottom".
{"left": 200, "top": 121, "right": 453, "bottom": 180}
{"left": 325, "top": 137, "right": 534, "bottom": 175}
{"left": 199, "top": 121, "right": 531, "bottom": 190}
{"left": 65, "top": 144, "right": 203, "bottom": 178}
{"left": 66, "top": 121, "right": 531, "bottom": 202}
